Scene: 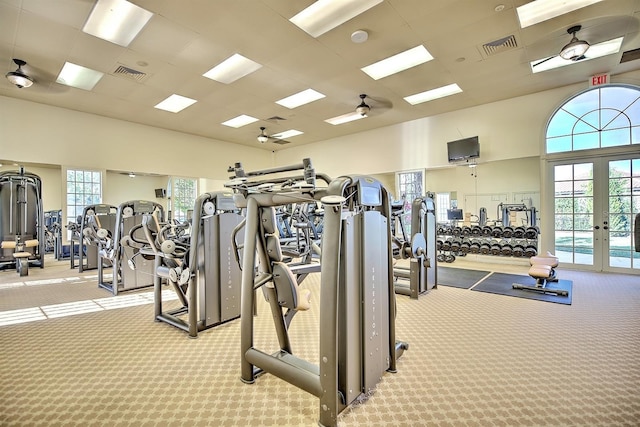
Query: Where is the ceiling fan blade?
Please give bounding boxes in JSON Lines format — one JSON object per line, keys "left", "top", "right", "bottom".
{"left": 533, "top": 55, "right": 557, "bottom": 67}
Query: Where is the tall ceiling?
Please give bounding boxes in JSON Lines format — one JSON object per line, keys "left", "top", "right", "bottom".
{"left": 2, "top": 0, "right": 640, "bottom": 150}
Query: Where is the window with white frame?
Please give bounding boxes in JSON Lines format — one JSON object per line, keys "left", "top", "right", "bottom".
{"left": 170, "top": 177, "right": 197, "bottom": 222}
{"left": 66, "top": 169, "right": 101, "bottom": 224}
{"left": 436, "top": 192, "right": 451, "bottom": 222}
{"left": 396, "top": 170, "right": 424, "bottom": 235}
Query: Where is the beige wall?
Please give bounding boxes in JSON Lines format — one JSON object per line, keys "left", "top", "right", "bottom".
{"left": 3, "top": 72, "right": 640, "bottom": 221}
{"left": 273, "top": 82, "right": 585, "bottom": 177}
{"left": 0, "top": 96, "right": 271, "bottom": 180}
{"left": 0, "top": 164, "right": 61, "bottom": 212}
{"left": 103, "top": 172, "right": 169, "bottom": 208}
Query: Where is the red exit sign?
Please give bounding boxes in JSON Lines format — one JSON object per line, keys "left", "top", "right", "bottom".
{"left": 590, "top": 73, "right": 610, "bottom": 86}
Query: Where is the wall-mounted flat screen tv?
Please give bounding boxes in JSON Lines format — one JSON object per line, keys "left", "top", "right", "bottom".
{"left": 447, "top": 136, "right": 479, "bottom": 162}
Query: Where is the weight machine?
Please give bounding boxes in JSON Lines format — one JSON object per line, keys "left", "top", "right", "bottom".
{"left": 145, "top": 191, "right": 244, "bottom": 337}
{"left": 392, "top": 194, "right": 438, "bottom": 299}
{"left": 0, "top": 168, "right": 45, "bottom": 276}
{"left": 96, "top": 200, "right": 164, "bottom": 295}
{"left": 71, "top": 204, "right": 118, "bottom": 272}
{"left": 228, "top": 159, "right": 408, "bottom": 427}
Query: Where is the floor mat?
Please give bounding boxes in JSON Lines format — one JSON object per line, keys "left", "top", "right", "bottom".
{"left": 472, "top": 272, "right": 573, "bottom": 305}
{"left": 437, "top": 266, "right": 492, "bottom": 289}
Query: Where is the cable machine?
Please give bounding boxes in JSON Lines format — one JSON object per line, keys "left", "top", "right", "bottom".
{"left": 146, "top": 191, "right": 244, "bottom": 337}
{"left": 96, "top": 200, "right": 164, "bottom": 295}
{"left": 0, "top": 168, "right": 45, "bottom": 276}
{"left": 393, "top": 193, "right": 438, "bottom": 299}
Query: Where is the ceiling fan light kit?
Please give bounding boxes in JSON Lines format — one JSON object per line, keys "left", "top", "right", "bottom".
{"left": 257, "top": 127, "right": 269, "bottom": 143}
{"left": 356, "top": 94, "right": 371, "bottom": 116}
{"left": 560, "top": 25, "right": 590, "bottom": 60}
{"left": 6, "top": 59, "right": 33, "bottom": 88}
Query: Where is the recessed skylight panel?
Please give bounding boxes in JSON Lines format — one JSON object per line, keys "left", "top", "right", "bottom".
{"left": 361, "top": 45, "right": 433, "bottom": 80}
{"left": 56, "top": 62, "right": 105, "bottom": 90}
{"left": 82, "top": 0, "right": 153, "bottom": 47}
{"left": 404, "top": 84, "right": 463, "bottom": 105}
{"left": 325, "top": 112, "right": 367, "bottom": 125}
{"left": 276, "top": 89, "right": 326, "bottom": 109}
{"left": 290, "top": 0, "right": 383, "bottom": 38}
{"left": 154, "top": 94, "right": 197, "bottom": 113}
{"left": 517, "top": 0, "right": 603, "bottom": 28}
{"left": 271, "top": 129, "right": 303, "bottom": 139}
{"left": 222, "top": 115, "right": 260, "bottom": 128}
{"left": 202, "top": 54, "right": 262, "bottom": 84}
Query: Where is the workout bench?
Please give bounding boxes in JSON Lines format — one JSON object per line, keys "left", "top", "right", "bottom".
{"left": 512, "top": 251, "right": 568, "bottom": 297}
{"left": 1, "top": 239, "right": 39, "bottom": 276}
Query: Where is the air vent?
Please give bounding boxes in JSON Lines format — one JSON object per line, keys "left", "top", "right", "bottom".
{"left": 620, "top": 48, "right": 640, "bottom": 63}
{"left": 482, "top": 35, "right": 518, "bottom": 56}
{"left": 266, "top": 116, "right": 286, "bottom": 123}
{"left": 112, "top": 64, "right": 148, "bottom": 81}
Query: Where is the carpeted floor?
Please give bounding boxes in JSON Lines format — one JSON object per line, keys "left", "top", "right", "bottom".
{"left": 1, "top": 256, "right": 639, "bottom": 426}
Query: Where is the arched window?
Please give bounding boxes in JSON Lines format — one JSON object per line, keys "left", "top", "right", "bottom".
{"left": 546, "top": 85, "right": 640, "bottom": 153}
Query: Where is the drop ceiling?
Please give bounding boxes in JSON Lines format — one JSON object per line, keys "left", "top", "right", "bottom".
{"left": 2, "top": 0, "right": 640, "bottom": 150}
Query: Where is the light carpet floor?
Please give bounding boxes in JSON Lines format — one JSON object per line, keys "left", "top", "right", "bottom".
{"left": 1, "top": 256, "right": 639, "bottom": 426}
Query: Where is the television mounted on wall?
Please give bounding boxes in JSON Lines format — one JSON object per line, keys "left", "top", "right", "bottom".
{"left": 447, "top": 136, "right": 479, "bottom": 162}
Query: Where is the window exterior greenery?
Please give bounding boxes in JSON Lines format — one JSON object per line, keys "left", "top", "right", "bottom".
{"left": 171, "top": 177, "right": 197, "bottom": 222}
{"left": 66, "top": 169, "right": 101, "bottom": 222}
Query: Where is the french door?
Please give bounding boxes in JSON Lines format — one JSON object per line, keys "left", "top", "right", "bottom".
{"left": 549, "top": 154, "right": 640, "bottom": 273}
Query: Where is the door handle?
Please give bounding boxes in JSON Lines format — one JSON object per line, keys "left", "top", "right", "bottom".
{"left": 594, "top": 225, "right": 600, "bottom": 230}
{"left": 603, "top": 226, "right": 609, "bottom": 230}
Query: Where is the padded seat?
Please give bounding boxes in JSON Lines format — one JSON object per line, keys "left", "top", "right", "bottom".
{"left": 529, "top": 264, "right": 552, "bottom": 279}
{"left": 13, "top": 252, "right": 31, "bottom": 258}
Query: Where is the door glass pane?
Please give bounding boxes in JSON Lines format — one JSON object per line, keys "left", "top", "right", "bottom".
{"left": 554, "top": 163, "right": 595, "bottom": 266}
{"left": 555, "top": 230, "right": 574, "bottom": 263}
{"left": 608, "top": 159, "right": 638, "bottom": 269}
{"left": 574, "top": 231, "right": 594, "bottom": 265}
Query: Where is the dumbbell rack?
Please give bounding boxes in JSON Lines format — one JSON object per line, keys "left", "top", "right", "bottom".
{"left": 436, "top": 224, "right": 539, "bottom": 263}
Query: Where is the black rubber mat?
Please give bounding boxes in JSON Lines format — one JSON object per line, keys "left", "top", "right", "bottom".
{"left": 437, "top": 266, "right": 492, "bottom": 289}
{"left": 472, "top": 272, "right": 572, "bottom": 305}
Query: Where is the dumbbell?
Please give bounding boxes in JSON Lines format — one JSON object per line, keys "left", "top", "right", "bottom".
{"left": 480, "top": 243, "right": 491, "bottom": 255}
{"left": 460, "top": 241, "right": 470, "bottom": 254}
{"left": 441, "top": 240, "right": 451, "bottom": 251}
{"left": 512, "top": 244, "right": 525, "bottom": 257}
{"left": 436, "top": 239, "right": 443, "bottom": 250}
{"left": 502, "top": 226, "right": 514, "bottom": 238}
{"left": 437, "top": 253, "right": 446, "bottom": 262}
{"left": 471, "top": 226, "right": 482, "bottom": 236}
{"left": 452, "top": 226, "right": 462, "bottom": 236}
{"left": 469, "top": 241, "right": 481, "bottom": 254}
{"left": 524, "top": 245, "right": 538, "bottom": 257}
{"left": 513, "top": 226, "right": 526, "bottom": 238}
{"left": 525, "top": 226, "right": 539, "bottom": 239}
{"left": 461, "top": 226, "right": 472, "bottom": 236}
{"left": 491, "top": 226, "right": 503, "bottom": 238}
{"left": 450, "top": 240, "right": 461, "bottom": 252}
{"left": 482, "top": 226, "right": 493, "bottom": 236}
{"left": 444, "top": 254, "right": 456, "bottom": 263}
{"left": 490, "top": 243, "right": 502, "bottom": 255}
{"left": 437, "top": 225, "right": 445, "bottom": 235}
{"left": 500, "top": 242, "right": 513, "bottom": 256}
